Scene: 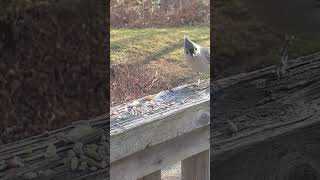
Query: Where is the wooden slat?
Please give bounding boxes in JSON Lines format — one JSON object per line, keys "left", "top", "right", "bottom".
{"left": 110, "top": 80, "right": 210, "bottom": 163}
{"left": 211, "top": 52, "right": 320, "bottom": 178}
{"left": 182, "top": 150, "right": 209, "bottom": 180}
{"left": 137, "top": 171, "right": 161, "bottom": 180}
{"left": 110, "top": 126, "right": 209, "bottom": 180}
{"left": 0, "top": 78, "right": 209, "bottom": 179}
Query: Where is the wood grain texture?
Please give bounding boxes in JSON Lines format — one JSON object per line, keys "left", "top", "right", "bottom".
{"left": 182, "top": 150, "right": 209, "bottom": 180}
{"left": 110, "top": 80, "right": 210, "bottom": 163}
{"left": 0, "top": 78, "right": 209, "bottom": 179}
{"left": 110, "top": 126, "right": 209, "bottom": 180}
{"left": 137, "top": 171, "right": 161, "bottom": 180}
{"left": 211, "top": 52, "right": 320, "bottom": 179}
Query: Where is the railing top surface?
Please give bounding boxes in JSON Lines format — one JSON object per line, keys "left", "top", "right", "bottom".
{"left": 211, "top": 51, "right": 320, "bottom": 161}
{"left": 1, "top": 51, "right": 320, "bottom": 179}
{"left": 110, "top": 80, "right": 210, "bottom": 134}
{"left": 109, "top": 80, "right": 210, "bottom": 162}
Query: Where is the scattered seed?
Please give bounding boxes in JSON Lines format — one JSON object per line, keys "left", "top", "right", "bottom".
{"left": 67, "top": 150, "right": 76, "bottom": 158}
{"left": 78, "top": 161, "right": 88, "bottom": 171}
{"left": 89, "top": 166, "right": 97, "bottom": 171}
{"left": 70, "top": 157, "right": 79, "bottom": 171}
{"left": 129, "top": 100, "right": 140, "bottom": 107}
{"left": 63, "top": 158, "right": 71, "bottom": 167}
{"left": 87, "top": 144, "right": 99, "bottom": 152}
{"left": 97, "top": 146, "right": 107, "bottom": 160}
{"left": 111, "top": 111, "right": 118, "bottom": 116}
{"left": 83, "top": 157, "right": 98, "bottom": 167}
{"left": 83, "top": 147, "right": 101, "bottom": 161}
{"left": 73, "top": 142, "right": 84, "bottom": 155}
{"left": 45, "top": 144, "right": 56, "bottom": 158}
{"left": 98, "top": 161, "right": 107, "bottom": 169}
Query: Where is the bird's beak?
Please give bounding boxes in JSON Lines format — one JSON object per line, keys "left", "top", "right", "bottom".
{"left": 184, "top": 37, "right": 195, "bottom": 56}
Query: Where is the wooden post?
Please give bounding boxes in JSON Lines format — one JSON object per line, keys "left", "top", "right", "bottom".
{"left": 181, "top": 150, "right": 209, "bottom": 180}
{"left": 138, "top": 171, "right": 161, "bottom": 180}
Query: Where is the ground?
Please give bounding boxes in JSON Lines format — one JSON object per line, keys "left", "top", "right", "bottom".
{"left": 110, "top": 26, "right": 210, "bottom": 105}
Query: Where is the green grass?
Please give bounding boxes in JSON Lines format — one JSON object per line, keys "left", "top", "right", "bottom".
{"left": 110, "top": 26, "right": 210, "bottom": 64}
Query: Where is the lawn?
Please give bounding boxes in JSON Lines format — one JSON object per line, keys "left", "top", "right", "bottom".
{"left": 111, "top": 26, "right": 210, "bottom": 64}
{"left": 110, "top": 26, "right": 210, "bottom": 105}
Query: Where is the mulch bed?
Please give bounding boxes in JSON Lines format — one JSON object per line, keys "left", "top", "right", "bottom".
{"left": 0, "top": 0, "right": 108, "bottom": 145}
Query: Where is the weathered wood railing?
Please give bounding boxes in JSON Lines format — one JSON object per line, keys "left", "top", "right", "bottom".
{"left": 110, "top": 80, "right": 210, "bottom": 180}
{"left": 211, "top": 52, "right": 320, "bottom": 179}
{"left": 0, "top": 79, "right": 210, "bottom": 180}
{"left": 3, "top": 51, "right": 319, "bottom": 179}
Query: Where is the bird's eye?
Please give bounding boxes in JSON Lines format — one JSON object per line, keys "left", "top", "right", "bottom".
{"left": 195, "top": 47, "right": 197, "bottom": 50}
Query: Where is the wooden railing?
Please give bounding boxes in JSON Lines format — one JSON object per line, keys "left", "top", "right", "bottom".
{"left": 211, "top": 52, "right": 320, "bottom": 179}
{"left": 1, "top": 52, "right": 320, "bottom": 180}
{"left": 110, "top": 80, "right": 210, "bottom": 180}
{"left": 0, "top": 80, "right": 209, "bottom": 180}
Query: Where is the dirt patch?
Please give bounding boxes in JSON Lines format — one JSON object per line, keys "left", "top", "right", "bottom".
{"left": 110, "top": 0, "right": 209, "bottom": 28}
{"left": 212, "top": 0, "right": 320, "bottom": 78}
{"left": 0, "top": 0, "right": 107, "bottom": 145}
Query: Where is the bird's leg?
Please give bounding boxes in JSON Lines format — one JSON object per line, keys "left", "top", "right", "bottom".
{"left": 197, "top": 72, "right": 202, "bottom": 86}
{"left": 276, "top": 35, "right": 294, "bottom": 79}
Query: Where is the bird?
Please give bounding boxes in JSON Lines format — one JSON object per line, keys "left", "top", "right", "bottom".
{"left": 240, "top": 0, "right": 320, "bottom": 78}
{"left": 184, "top": 36, "right": 210, "bottom": 85}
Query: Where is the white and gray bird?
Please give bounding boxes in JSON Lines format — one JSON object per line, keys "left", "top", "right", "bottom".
{"left": 184, "top": 36, "right": 210, "bottom": 85}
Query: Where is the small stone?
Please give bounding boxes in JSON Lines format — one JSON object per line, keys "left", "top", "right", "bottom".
{"left": 83, "top": 157, "right": 98, "bottom": 167}
{"left": 23, "top": 172, "right": 37, "bottom": 179}
{"left": 45, "top": 144, "right": 56, "bottom": 158}
{"left": 70, "top": 157, "right": 79, "bottom": 171}
{"left": 83, "top": 147, "right": 102, "bottom": 161}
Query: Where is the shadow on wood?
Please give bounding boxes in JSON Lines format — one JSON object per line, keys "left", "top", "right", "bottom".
{"left": 211, "top": 52, "right": 320, "bottom": 180}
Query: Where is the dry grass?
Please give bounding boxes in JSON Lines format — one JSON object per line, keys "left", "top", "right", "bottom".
{"left": 110, "top": 58, "right": 197, "bottom": 106}
{"left": 110, "top": 0, "right": 209, "bottom": 28}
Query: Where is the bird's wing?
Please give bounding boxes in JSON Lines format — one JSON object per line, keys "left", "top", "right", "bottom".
{"left": 201, "top": 47, "right": 210, "bottom": 63}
